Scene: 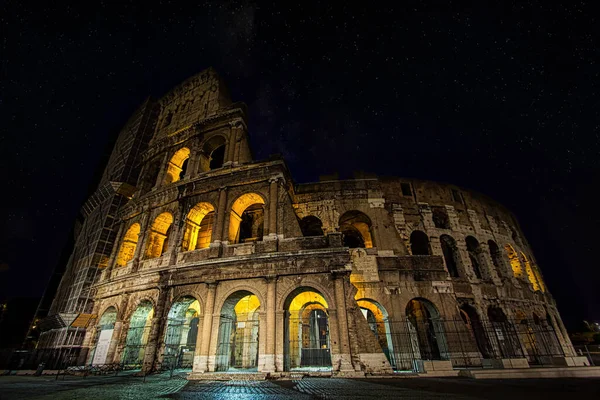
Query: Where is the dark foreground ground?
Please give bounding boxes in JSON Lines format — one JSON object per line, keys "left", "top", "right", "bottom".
{"left": 1, "top": 372, "right": 599, "bottom": 400}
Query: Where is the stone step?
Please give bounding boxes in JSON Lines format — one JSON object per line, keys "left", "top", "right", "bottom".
{"left": 459, "top": 366, "right": 600, "bottom": 379}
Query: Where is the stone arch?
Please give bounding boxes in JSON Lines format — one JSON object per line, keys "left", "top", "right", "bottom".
{"left": 228, "top": 192, "right": 266, "bottom": 243}
{"left": 97, "top": 301, "right": 121, "bottom": 322}
{"left": 405, "top": 298, "right": 449, "bottom": 360}
{"left": 164, "top": 147, "right": 191, "bottom": 184}
{"left": 357, "top": 298, "right": 396, "bottom": 367}
{"left": 215, "top": 290, "right": 262, "bottom": 371}
{"left": 115, "top": 223, "right": 141, "bottom": 267}
{"left": 504, "top": 244, "right": 523, "bottom": 278}
{"left": 215, "top": 285, "right": 266, "bottom": 316}
{"left": 122, "top": 300, "right": 154, "bottom": 365}
{"left": 283, "top": 287, "right": 332, "bottom": 371}
{"left": 459, "top": 304, "right": 492, "bottom": 358}
{"left": 123, "top": 295, "right": 157, "bottom": 323}
{"left": 299, "top": 215, "right": 324, "bottom": 237}
{"left": 339, "top": 210, "right": 374, "bottom": 248}
{"left": 199, "top": 135, "right": 227, "bottom": 172}
{"left": 90, "top": 306, "right": 118, "bottom": 365}
{"left": 439, "top": 234, "right": 460, "bottom": 277}
{"left": 410, "top": 230, "right": 431, "bottom": 255}
{"left": 520, "top": 252, "right": 540, "bottom": 291}
{"left": 163, "top": 295, "right": 202, "bottom": 368}
{"left": 276, "top": 279, "right": 335, "bottom": 311}
{"left": 431, "top": 207, "right": 450, "bottom": 229}
{"left": 487, "top": 306, "right": 522, "bottom": 359}
{"left": 139, "top": 157, "right": 162, "bottom": 195}
{"left": 465, "top": 236, "right": 488, "bottom": 280}
{"left": 181, "top": 202, "right": 216, "bottom": 251}
{"left": 144, "top": 212, "right": 174, "bottom": 258}
{"left": 487, "top": 240, "right": 504, "bottom": 276}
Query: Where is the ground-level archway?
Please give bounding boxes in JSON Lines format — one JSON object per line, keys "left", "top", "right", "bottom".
{"left": 357, "top": 299, "right": 396, "bottom": 368}
{"left": 406, "top": 298, "right": 449, "bottom": 361}
{"left": 122, "top": 301, "right": 154, "bottom": 365}
{"left": 91, "top": 307, "right": 117, "bottom": 365}
{"left": 163, "top": 296, "right": 201, "bottom": 369}
{"left": 215, "top": 291, "right": 261, "bottom": 371}
{"left": 459, "top": 304, "right": 492, "bottom": 358}
{"left": 283, "top": 288, "right": 332, "bottom": 371}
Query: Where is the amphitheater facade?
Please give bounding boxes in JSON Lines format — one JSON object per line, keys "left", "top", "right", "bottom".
{"left": 38, "top": 68, "right": 587, "bottom": 376}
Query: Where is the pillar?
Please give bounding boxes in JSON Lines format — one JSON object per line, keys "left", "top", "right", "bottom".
{"left": 169, "top": 205, "right": 186, "bottom": 265}
{"left": 193, "top": 282, "right": 217, "bottom": 373}
{"left": 131, "top": 213, "right": 150, "bottom": 272}
{"left": 142, "top": 289, "right": 170, "bottom": 373}
{"left": 224, "top": 122, "right": 238, "bottom": 165}
{"left": 267, "top": 178, "right": 278, "bottom": 238}
{"left": 262, "top": 276, "right": 276, "bottom": 372}
{"left": 212, "top": 187, "right": 228, "bottom": 244}
{"left": 105, "top": 321, "right": 123, "bottom": 365}
{"left": 332, "top": 270, "right": 355, "bottom": 371}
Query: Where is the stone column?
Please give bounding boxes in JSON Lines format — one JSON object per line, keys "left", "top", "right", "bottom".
{"left": 456, "top": 239, "right": 475, "bottom": 281}
{"left": 142, "top": 288, "right": 170, "bottom": 373}
{"left": 262, "top": 276, "right": 277, "bottom": 372}
{"left": 212, "top": 187, "right": 228, "bottom": 244}
{"left": 169, "top": 205, "right": 186, "bottom": 265}
{"left": 105, "top": 321, "right": 123, "bottom": 365}
{"left": 131, "top": 213, "right": 150, "bottom": 272}
{"left": 224, "top": 122, "right": 238, "bottom": 166}
{"left": 332, "top": 270, "right": 355, "bottom": 372}
{"left": 478, "top": 242, "right": 502, "bottom": 284}
{"left": 266, "top": 178, "right": 278, "bottom": 238}
{"left": 193, "top": 282, "right": 218, "bottom": 373}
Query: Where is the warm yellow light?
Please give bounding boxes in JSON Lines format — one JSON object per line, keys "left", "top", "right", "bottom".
{"left": 181, "top": 202, "right": 215, "bottom": 251}
{"left": 164, "top": 147, "right": 190, "bottom": 184}
{"left": 521, "top": 252, "right": 541, "bottom": 291}
{"left": 504, "top": 244, "right": 523, "bottom": 278}
{"left": 145, "top": 212, "right": 174, "bottom": 258}
{"left": 116, "top": 223, "right": 141, "bottom": 266}
{"left": 228, "top": 193, "right": 265, "bottom": 243}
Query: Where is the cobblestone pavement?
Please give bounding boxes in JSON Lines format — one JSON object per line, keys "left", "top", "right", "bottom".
{"left": 2, "top": 375, "right": 599, "bottom": 400}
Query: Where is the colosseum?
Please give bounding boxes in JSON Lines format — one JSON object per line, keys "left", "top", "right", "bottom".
{"left": 37, "top": 68, "right": 588, "bottom": 377}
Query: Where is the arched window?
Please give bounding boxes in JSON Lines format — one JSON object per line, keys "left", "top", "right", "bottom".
{"left": 181, "top": 202, "right": 215, "bottom": 251}
{"left": 339, "top": 211, "right": 373, "bottom": 248}
{"left": 122, "top": 301, "right": 154, "bottom": 365}
{"left": 504, "top": 244, "right": 523, "bottom": 278}
{"left": 164, "top": 147, "right": 191, "bottom": 184}
{"left": 229, "top": 193, "right": 265, "bottom": 243}
{"left": 460, "top": 304, "right": 492, "bottom": 358}
{"left": 199, "top": 136, "right": 227, "bottom": 172}
{"left": 144, "top": 212, "right": 173, "bottom": 259}
{"left": 439, "top": 234, "right": 460, "bottom": 277}
{"left": 410, "top": 230, "right": 430, "bottom": 255}
{"left": 116, "top": 223, "right": 141, "bottom": 267}
{"left": 139, "top": 159, "right": 161, "bottom": 195}
{"left": 406, "top": 298, "right": 449, "bottom": 360}
{"left": 521, "top": 252, "right": 540, "bottom": 291}
{"left": 164, "top": 296, "right": 201, "bottom": 367}
{"left": 465, "top": 236, "right": 486, "bottom": 280}
{"left": 487, "top": 240, "right": 504, "bottom": 275}
{"left": 299, "top": 216, "right": 324, "bottom": 237}
{"left": 431, "top": 207, "right": 450, "bottom": 229}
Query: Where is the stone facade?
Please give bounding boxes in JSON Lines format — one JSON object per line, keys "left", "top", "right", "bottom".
{"left": 39, "top": 68, "right": 586, "bottom": 376}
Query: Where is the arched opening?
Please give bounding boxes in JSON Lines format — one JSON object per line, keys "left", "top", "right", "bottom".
{"left": 487, "top": 306, "right": 521, "bottom": 359}
{"left": 122, "top": 301, "right": 154, "bottom": 365}
{"left": 215, "top": 291, "right": 260, "bottom": 371}
{"left": 504, "top": 244, "right": 523, "bottom": 278}
{"left": 164, "top": 147, "right": 191, "bottom": 184}
{"left": 487, "top": 240, "right": 504, "bottom": 277}
{"left": 521, "top": 253, "right": 540, "bottom": 291}
{"left": 533, "top": 266, "right": 546, "bottom": 292}
{"left": 466, "top": 236, "right": 487, "bottom": 280}
{"left": 284, "top": 288, "right": 331, "bottom": 371}
{"left": 163, "top": 296, "right": 201, "bottom": 369}
{"left": 139, "top": 159, "right": 161, "bottom": 195}
{"left": 357, "top": 299, "right": 396, "bottom": 368}
{"left": 439, "top": 234, "right": 460, "bottom": 277}
{"left": 410, "top": 231, "right": 431, "bottom": 255}
{"left": 299, "top": 216, "right": 324, "bottom": 237}
{"left": 459, "top": 304, "right": 491, "bottom": 358}
{"left": 116, "top": 223, "right": 141, "bottom": 267}
{"left": 144, "top": 212, "right": 173, "bottom": 259}
{"left": 406, "top": 298, "right": 448, "bottom": 360}
{"left": 199, "top": 136, "right": 227, "bottom": 172}
{"left": 91, "top": 307, "right": 117, "bottom": 365}
{"left": 339, "top": 210, "right": 373, "bottom": 248}
{"left": 431, "top": 207, "right": 450, "bottom": 229}
{"left": 181, "top": 203, "right": 215, "bottom": 251}
{"left": 229, "top": 193, "right": 265, "bottom": 243}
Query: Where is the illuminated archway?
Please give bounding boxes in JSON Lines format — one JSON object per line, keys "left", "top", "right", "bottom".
{"left": 228, "top": 193, "right": 265, "bottom": 243}
{"left": 145, "top": 212, "right": 174, "bottom": 258}
{"left": 215, "top": 291, "right": 261, "bottom": 371}
{"left": 339, "top": 210, "right": 373, "bottom": 248}
{"left": 521, "top": 253, "right": 540, "bottom": 291}
{"left": 163, "top": 296, "right": 201, "bottom": 369}
{"left": 122, "top": 301, "right": 154, "bottom": 365}
{"left": 504, "top": 244, "right": 523, "bottom": 278}
{"left": 91, "top": 307, "right": 117, "bottom": 365}
{"left": 116, "top": 223, "right": 140, "bottom": 267}
{"left": 406, "top": 298, "right": 448, "bottom": 360}
{"left": 357, "top": 299, "right": 396, "bottom": 368}
{"left": 283, "top": 288, "right": 331, "bottom": 371}
{"left": 164, "top": 147, "right": 191, "bottom": 184}
{"left": 181, "top": 203, "right": 215, "bottom": 251}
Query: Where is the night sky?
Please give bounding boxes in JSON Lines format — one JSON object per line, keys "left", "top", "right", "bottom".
{"left": 1, "top": 2, "right": 598, "bottom": 329}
